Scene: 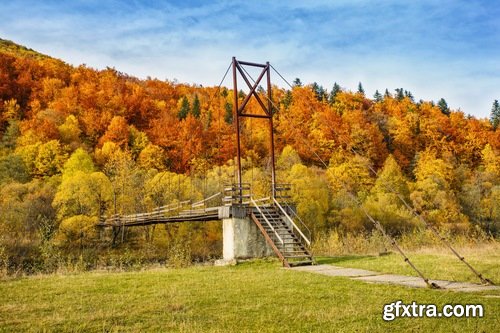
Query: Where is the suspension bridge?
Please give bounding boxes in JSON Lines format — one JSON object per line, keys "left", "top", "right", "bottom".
{"left": 98, "top": 58, "right": 314, "bottom": 267}
{"left": 97, "top": 58, "right": 496, "bottom": 286}
{"left": 97, "top": 183, "right": 313, "bottom": 267}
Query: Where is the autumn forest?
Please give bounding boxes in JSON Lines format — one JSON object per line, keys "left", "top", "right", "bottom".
{"left": 0, "top": 38, "right": 499, "bottom": 274}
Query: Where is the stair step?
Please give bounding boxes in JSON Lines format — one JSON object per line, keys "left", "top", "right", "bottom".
{"left": 263, "top": 227, "right": 291, "bottom": 231}
{"left": 252, "top": 205, "right": 313, "bottom": 267}
{"left": 256, "top": 216, "right": 281, "bottom": 220}
{"left": 287, "top": 260, "right": 314, "bottom": 267}
{"left": 273, "top": 235, "right": 296, "bottom": 239}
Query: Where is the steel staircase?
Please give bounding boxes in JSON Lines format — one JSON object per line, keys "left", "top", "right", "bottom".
{"left": 250, "top": 199, "right": 313, "bottom": 267}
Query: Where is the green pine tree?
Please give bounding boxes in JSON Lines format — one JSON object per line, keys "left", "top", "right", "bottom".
{"left": 191, "top": 94, "right": 201, "bottom": 118}
{"left": 224, "top": 102, "right": 233, "bottom": 124}
{"left": 178, "top": 96, "right": 190, "bottom": 120}
{"left": 0, "top": 120, "right": 20, "bottom": 149}
{"left": 357, "top": 82, "right": 365, "bottom": 95}
{"left": 437, "top": 98, "right": 450, "bottom": 116}
{"left": 329, "top": 82, "right": 341, "bottom": 105}
{"left": 404, "top": 90, "right": 414, "bottom": 101}
{"left": 312, "top": 82, "right": 325, "bottom": 101}
{"left": 373, "top": 90, "right": 382, "bottom": 102}
{"left": 490, "top": 100, "right": 500, "bottom": 130}
{"left": 282, "top": 90, "right": 293, "bottom": 110}
{"left": 395, "top": 88, "right": 404, "bottom": 101}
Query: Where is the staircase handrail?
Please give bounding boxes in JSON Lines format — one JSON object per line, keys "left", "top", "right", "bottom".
{"left": 273, "top": 198, "right": 311, "bottom": 246}
{"left": 250, "top": 197, "right": 284, "bottom": 246}
{"left": 281, "top": 200, "right": 312, "bottom": 245}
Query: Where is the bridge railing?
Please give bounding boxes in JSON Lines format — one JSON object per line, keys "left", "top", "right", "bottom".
{"left": 179, "top": 192, "right": 222, "bottom": 217}
{"left": 107, "top": 200, "right": 192, "bottom": 226}
{"left": 223, "top": 183, "right": 251, "bottom": 205}
{"left": 100, "top": 192, "right": 224, "bottom": 227}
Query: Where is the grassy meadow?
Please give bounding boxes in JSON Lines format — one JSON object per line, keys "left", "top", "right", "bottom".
{"left": 316, "top": 242, "right": 500, "bottom": 286}
{"left": 1, "top": 253, "right": 499, "bottom": 333}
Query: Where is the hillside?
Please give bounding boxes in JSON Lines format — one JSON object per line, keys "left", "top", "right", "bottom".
{"left": 0, "top": 38, "right": 53, "bottom": 59}
{"left": 0, "top": 39, "right": 499, "bottom": 275}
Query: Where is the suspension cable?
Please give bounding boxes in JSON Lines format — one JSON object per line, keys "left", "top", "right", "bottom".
{"left": 270, "top": 64, "right": 295, "bottom": 90}
{"left": 366, "top": 159, "right": 495, "bottom": 285}
{"left": 239, "top": 63, "right": 439, "bottom": 288}
{"left": 214, "top": 61, "right": 232, "bottom": 98}
{"left": 270, "top": 64, "right": 494, "bottom": 286}
{"left": 206, "top": 61, "right": 232, "bottom": 193}
{"left": 306, "top": 138, "right": 440, "bottom": 289}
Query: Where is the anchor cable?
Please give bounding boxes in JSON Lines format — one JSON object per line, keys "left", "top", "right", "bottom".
{"left": 270, "top": 64, "right": 494, "bottom": 286}
{"left": 244, "top": 65, "right": 440, "bottom": 288}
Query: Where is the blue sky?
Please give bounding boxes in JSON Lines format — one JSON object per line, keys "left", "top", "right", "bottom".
{"left": 1, "top": 0, "right": 499, "bottom": 118}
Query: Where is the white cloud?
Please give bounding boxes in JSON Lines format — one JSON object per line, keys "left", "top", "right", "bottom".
{"left": 0, "top": 0, "right": 498, "bottom": 118}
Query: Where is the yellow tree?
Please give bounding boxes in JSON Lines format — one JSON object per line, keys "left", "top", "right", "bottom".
{"left": 16, "top": 139, "right": 66, "bottom": 178}
{"left": 327, "top": 150, "right": 374, "bottom": 199}
{"left": 144, "top": 171, "right": 197, "bottom": 209}
{"left": 53, "top": 149, "right": 112, "bottom": 245}
{"left": 58, "top": 114, "right": 81, "bottom": 149}
{"left": 481, "top": 144, "right": 500, "bottom": 177}
{"left": 364, "top": 155, "right": 415, "bottom": 234}
{"left": 326, "top": 150, "right": 374, "bottom": 231}
{"left": 459, "top": 145, "right": 500, "bottom": 231}
{"left": 410, "top": 149, "right": 468, "bottom": 227}
{"left": 53, "top": 149, "right": 112, "bottom": 220}
{"left": 129, "top": 125, "right": 150, "bottom": 159}
{"left": 137, "top": 144, "right": 165, "bottom": 171}
{"left": 287, "top": 163, "right": 330, "bottom": 233}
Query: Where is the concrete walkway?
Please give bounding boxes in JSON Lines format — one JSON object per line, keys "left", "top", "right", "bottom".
{"left": 291, "top": 264, "right": 499, "bottom": 293}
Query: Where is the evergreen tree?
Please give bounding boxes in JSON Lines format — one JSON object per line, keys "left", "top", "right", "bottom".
{"left": 224, "top": 101, "right": 233, "bottom": 124}
{"left": 312, "top": 82, "right": 325, "bottom": 101}
{"left": 357, "top": 82, "right": 365, "bottom": 95}
{"left": 395, "top": 88, "right": 404, "bottom": 101}
{"left": 0, "top": 154, "right": 29, "bottom": 184}
{"left": 282, "top": 90, "right": 293, "bottom": 110}
{"left": 490, "top": 99, "right": 500, "bottom": 130}
{"left": 404, "top": 90, "right": 414, "bottom": 102}
{"left": 293, "top": 78, "right": 302, "bottom": 87}
{"left": 384, "top": 88, "right": 391, "bottom": 98}
{"left": 437, "top": 98, "right": 450, "bottom": 116}
{"left": 373, "top": 90, "right": 382, "bottom": 102}
{"left": 0, "top": 120, "right": 20, "bottom": 149}
{"left": 191, "top": 94, "right": 201, "bottom": 118}
{"left": 221, "top": 88, "right": 228, "bottom": 98}
{"left": 329, "top": 82, "right": 341, "bottom": 105}
{"left": 178, "top": 96, "right": 190, "bottom": 120}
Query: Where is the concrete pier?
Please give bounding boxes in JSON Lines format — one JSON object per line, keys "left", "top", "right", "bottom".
{"left": 222, "top": 217, "right": 274, "bottom": 261}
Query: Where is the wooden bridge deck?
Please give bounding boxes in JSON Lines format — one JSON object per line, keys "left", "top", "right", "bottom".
{"left": 97, "top": 194, "right": 224, "bottom": 228}
{"left": 97, "top": 209, "right": 221, "bottom": 227}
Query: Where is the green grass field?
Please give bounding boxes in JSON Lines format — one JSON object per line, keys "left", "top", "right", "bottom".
{"left": 1, "top": 254, "right": 499, "bottom": 332}
{"left": 316, "top": 243, "right": 500, "bottom": 286}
